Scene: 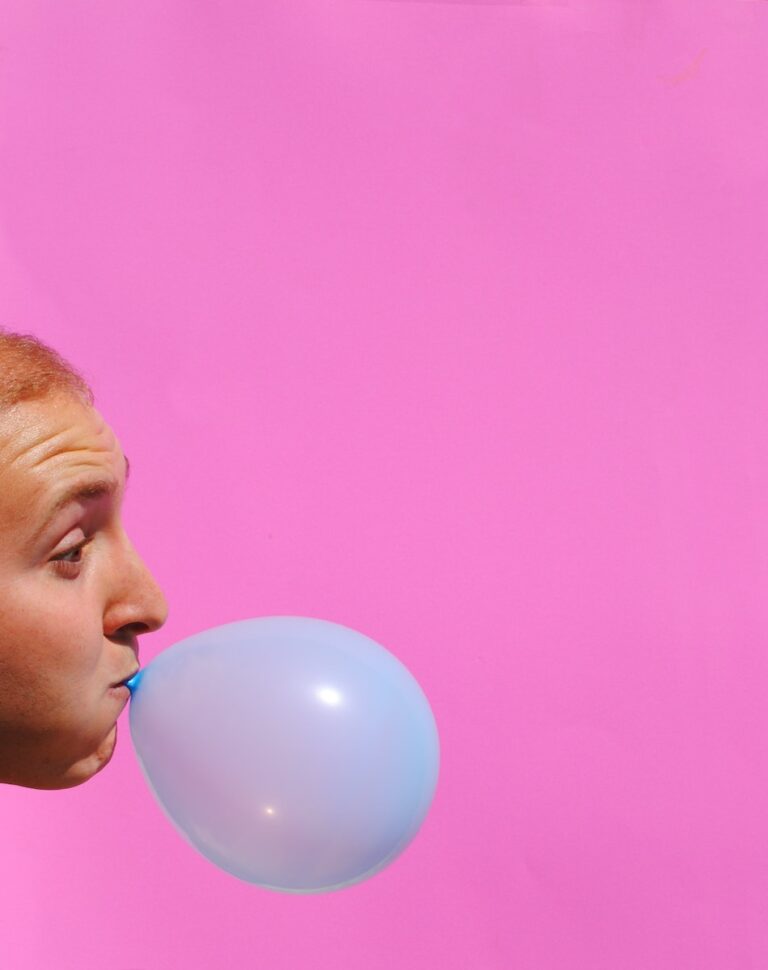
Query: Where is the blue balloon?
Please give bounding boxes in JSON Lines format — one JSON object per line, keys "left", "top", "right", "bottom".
{"left": 127, "top": 617, "right": 440, "bottom": 893}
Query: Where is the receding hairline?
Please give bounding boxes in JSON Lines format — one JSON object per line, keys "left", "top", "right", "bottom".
{"left": 0, "top": 329, "right": 94, "bottom": 411}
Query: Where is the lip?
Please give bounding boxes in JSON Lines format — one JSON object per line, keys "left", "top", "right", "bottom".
{"left": 111, "top": 668, "right": 140, "bottom": 689}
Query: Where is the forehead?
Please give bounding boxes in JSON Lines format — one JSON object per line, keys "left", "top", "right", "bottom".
{"left": 0, "top": 395, "right": 124, "bottom": 511}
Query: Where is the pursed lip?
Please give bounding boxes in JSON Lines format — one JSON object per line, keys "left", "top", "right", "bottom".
{"left": 108, "top": 636, "right": 140, "bottom": 689}
{"left": 111, "top": 668, "right": 140, "bottom": 689}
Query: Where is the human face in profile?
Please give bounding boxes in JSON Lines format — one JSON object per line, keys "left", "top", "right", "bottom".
{"left": 0, "top": 392, "right": 168, "bottom": 789}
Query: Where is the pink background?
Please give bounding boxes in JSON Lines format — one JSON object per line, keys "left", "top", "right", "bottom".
{"left": 1, "top": 2, "right": 768, "bottom": 968}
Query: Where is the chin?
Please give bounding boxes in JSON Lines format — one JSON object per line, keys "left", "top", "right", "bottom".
{"left": 70, "top": 721, "right": 120, "bottom": 785}
{"left": 35, "top": 722, "right": 120, "bottom": 791}
{"left": 2, "top": 721, "right": 121, "bottom": 791}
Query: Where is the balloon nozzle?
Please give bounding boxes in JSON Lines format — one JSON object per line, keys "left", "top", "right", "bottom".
{"left": 125, "top": 670, "right": 143, "bottom": 694}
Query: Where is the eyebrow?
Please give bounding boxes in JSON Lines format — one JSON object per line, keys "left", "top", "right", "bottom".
{"left": 33, "top": 455, "right": 131, "bottom": 541}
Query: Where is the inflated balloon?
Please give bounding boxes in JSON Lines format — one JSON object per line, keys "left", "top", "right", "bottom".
{"left": 126, "top": 616, "right": 440, "bottom": 893}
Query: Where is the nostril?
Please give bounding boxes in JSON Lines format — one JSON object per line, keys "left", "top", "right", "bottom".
{"left": 116, "top": 622, "right": 151, "bottom": 638}
{"left": 106, "top": 628, "right": 143, "bottom": 653}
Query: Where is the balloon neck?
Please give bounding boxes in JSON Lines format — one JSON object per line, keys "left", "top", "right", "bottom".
{"left": 125, "top": 670, "right": 144, "bottom": 694}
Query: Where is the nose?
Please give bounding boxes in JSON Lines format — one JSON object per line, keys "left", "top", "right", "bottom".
{"left": 103, "top": 537, "right": 169, "bottom": 643}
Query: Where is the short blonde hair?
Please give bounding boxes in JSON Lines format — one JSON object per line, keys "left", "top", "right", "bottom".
{"left": 0, "top": 328, "right": 94, "bottom": 409}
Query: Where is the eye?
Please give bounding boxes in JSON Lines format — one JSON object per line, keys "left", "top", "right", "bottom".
{"left": 56, "top": 545, "right": 84, "bottom": 563}
{"left": 50, "top": 537, "right": 92, "bottom": 578}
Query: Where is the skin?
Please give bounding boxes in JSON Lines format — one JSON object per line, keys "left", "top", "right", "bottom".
{"left": 0, "top": 391, "right": 168, "bottom": 789}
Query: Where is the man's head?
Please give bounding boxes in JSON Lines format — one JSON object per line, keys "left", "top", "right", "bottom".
{"left": 0, "top": 329, "right": 168, "bottom": 789}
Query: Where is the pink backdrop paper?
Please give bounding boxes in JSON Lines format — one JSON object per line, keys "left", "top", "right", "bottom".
{"left": 1, "top": 2, "right": 768, "bottom": 968}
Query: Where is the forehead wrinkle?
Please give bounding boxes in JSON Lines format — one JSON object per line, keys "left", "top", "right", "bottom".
{"left": 3, "top": 423, "right": 120, "bottom": 480}
{"left": 8, "top": 448, "right": 128, "bottom": 539}
{"left": 30, "top": 450, "right": 120, "bottom": 478}
{"left": 37, "top": 448, "right": 128, "bottom": 504}
{"left": 0, "top": 400, "right": 128, "bottom": 554}
{"left": 27, "top": 420, "right": 119, "bottom": 467}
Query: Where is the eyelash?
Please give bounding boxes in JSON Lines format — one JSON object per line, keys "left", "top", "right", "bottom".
{"left": 51, "top": 537, "right": 93, "bottom": 579}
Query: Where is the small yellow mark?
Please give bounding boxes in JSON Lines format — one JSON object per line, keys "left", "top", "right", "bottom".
{"left": 659, "top": 48, "right": 708, "bottom": 87}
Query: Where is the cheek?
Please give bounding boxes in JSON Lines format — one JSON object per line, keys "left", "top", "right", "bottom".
{"left": 1, "top": 580, "right": 104, "bottom": 686}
